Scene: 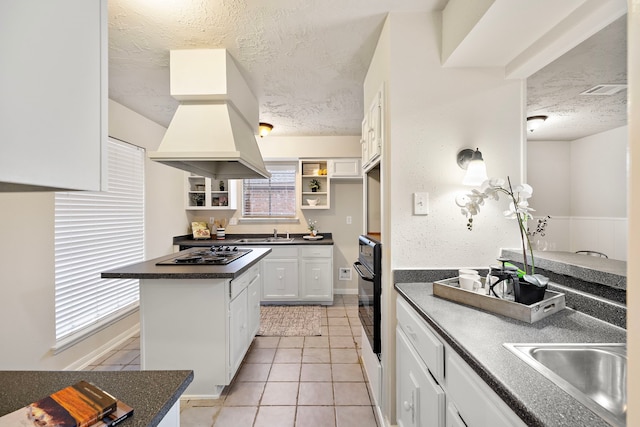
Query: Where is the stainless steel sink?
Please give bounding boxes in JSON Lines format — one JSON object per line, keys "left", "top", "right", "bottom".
{"left": 233, "top": 237, "right": 295, "bottom": 244}
{"left": 504, "top": 343, "right": 626, "bottom": 426}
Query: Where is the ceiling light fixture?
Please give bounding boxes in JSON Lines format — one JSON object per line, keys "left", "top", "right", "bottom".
{"left": 258, "top": 122, "right": 273, "bottom": 138}
{"left": 457, "top": 148, "right": 488, "bottom": 186}
{"left": 526, "top": 115, "right": 548, "bottom": 133}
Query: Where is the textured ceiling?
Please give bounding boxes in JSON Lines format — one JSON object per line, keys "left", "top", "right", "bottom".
{"left": 526, "top": 16, "right": 627, "bottom": 141}
{"left": 108, "top": 1, "right": 627, "bottom": 140}
{"left": 108, "top": 0, "right": 448, "bottom": 137}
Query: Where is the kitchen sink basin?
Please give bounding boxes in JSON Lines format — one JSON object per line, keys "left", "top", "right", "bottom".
{"left": 504, "top": 343, "right": 626, "bottom": 426}
{"left": 233, "top": 237, "right": 295, "bottom": 244}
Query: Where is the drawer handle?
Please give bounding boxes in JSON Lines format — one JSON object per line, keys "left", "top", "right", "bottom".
{"left": 403, "top": 400, "right": 413, "bottom": 411}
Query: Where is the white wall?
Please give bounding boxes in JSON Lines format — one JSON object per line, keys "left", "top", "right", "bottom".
{"left": 364, "top": 11, "right": 526, "bottom": 425}
{"left": 527, "top": 140, "right": 572, "bottom": 216}
{"left": 185, "top": 135, "right": 364, "bottom": 294}
{"left": 0, "top": 100, "right": 185, "bottom": 370}
{"left": 109, "top": 100, "right": 189, "bottom": 258}
{"left": 571, "top": 126, "right": 628, "bottom": 217}
{"left": 528, "top": 126, "right": 628, "bottom": 259}
{"left": 388, "top": 12, "right": 524, "bottom": 271}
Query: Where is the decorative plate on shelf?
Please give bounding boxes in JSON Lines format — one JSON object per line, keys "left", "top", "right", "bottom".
{"left": 303, "top": 235, "right": 324, "bottom": 240}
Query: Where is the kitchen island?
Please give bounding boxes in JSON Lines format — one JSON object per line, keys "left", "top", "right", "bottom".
{"left": 102, "top": 247, "right": 271, "bottom": 399}
{"left": 395, "top": 281, "right": 625, "bottom": 427}
{"left": 0, "top": 370, "right": 193, "bottom": 427}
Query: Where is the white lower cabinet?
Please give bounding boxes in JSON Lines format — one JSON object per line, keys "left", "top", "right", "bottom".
{"left": 396, "top": 298, "right": 526, "bottom": 427}
{"left": 300, "top": 246, "right": 333, "bottom": 301}
{"left": 139, "top": 263, "right": 261, "bottom": 398}
{"left": 229, "top": 286, "right": 248, "bottom": 376}
{"left": 397, "top": 325, "right": 446, "bottom": 427}
{"left": 261, "top": 245, "right": 333, "bottom": 304}
{"left": 247, "top": 274, "right": 261, "bottom": 337}
{"left": 262, "top": 246, "right": 299, "bottom": 300}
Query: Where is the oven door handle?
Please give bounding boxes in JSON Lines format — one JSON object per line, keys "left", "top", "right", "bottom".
{"left": 353, "top": 261, "right": 374, "bottom": 282}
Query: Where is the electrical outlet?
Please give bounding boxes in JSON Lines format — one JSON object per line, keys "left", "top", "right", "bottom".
{"left": 346, "top": 216, "right": 352, "bottom": 224}
{"left": 414, "top": 192, "right": 429, "bottom": 215}
{"left": 339, "top": 268, "right": 352, "bottom": 280}
{"left": 229, "top": 217, "right": 238, "bottom": 225}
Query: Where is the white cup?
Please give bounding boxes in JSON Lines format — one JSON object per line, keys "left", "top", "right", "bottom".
{"left": 459, "top": 274, "right": 481, "bottom": 291}
{"left": 459, "top": 269, "right": 479, "bottom": 277}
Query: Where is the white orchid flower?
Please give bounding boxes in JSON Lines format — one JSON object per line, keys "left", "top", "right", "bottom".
{"left": 456, "top": 176, "right": 540, "bottom": 275}
{"left": 504, "top": 200, "right": 535, "bottom": 219}
{"left": 513, "top": 183, "right": 533, "bottom": 199}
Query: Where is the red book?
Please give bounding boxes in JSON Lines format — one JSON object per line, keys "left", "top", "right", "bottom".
{"left": 0, "top": 381, "right": 118, "bottom": 427}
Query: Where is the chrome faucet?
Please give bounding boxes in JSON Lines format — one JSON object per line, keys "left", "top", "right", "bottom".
{"left": 273, "top": 228, "right": 278, "bottom": 238}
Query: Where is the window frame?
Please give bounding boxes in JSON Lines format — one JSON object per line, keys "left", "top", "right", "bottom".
{"left": 241, "top": 162, "right": 298, "bottom": 220}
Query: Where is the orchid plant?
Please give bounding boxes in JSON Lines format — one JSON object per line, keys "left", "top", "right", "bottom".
{"left": 455, "top": 177, "right": 537, "bottom": 275}
{"left": 307, "top": 219, "right": 318, "bottom": 232}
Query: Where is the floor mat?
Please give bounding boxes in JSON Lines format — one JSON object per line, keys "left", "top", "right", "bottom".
{"left": 257, "top": 305, "right": 322, "bottom": 336}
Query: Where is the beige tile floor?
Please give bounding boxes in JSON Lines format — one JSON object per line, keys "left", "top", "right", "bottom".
{"left": 87, "top": 294, "right": 378, "bottom": 427}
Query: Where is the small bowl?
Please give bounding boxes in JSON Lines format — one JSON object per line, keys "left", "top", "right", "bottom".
{"left": 307, "top": 199, "right": 318, "bottom": 206}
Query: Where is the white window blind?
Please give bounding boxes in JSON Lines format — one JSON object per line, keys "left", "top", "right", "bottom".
{"left": 54, "top": 138, "right": 144, "bottom": 348}
{"left": 243, "top": 163, "right": 297, "bottom": 217}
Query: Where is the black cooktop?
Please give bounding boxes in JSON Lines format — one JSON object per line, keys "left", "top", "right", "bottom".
{"left": 156, "top": 246, "right": 252, "bottom": 266}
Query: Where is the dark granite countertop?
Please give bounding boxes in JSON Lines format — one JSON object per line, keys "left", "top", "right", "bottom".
{"left": 501, "top": 249, "right": 626, "bottom": 289}
{"left": 0, "top": 370, "right": 193, "bottom": 427}
{"left": 101, "top": 247, "right": 271, "bottom": 280}
{"left": 395, "top": 282, "right": 626, "bottom": 427}
{"left": 173, "top": 233, "right": 334, "bottom": 248}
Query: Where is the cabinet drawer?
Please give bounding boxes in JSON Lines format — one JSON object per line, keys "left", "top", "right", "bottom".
{"left": 446, "top": 350, "right": 525, "bottom": 427}
{"left": 300, "top": 246, "right": 333, "bottom": 258}
{"left": 397, "top": 298, "right": 444, "bottom": 383}
{"left": 267, "top": 246, "right": 299, "bottom": 258}
{"left": 231, "top": 264, "right": 259, "bottom": 299}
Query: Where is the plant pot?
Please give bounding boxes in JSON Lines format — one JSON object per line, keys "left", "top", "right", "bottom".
{"left": 514, "top": 279, "right": 547, "bottom": 305}
{"left": 311, "top": 188, "right": 317, "bottom": 192}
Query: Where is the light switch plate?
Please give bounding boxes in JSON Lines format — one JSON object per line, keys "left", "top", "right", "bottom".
{"left": 414, "top": 192, "right": 429, "bottom": 215}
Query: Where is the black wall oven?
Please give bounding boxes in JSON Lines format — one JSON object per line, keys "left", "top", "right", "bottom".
{"left": 355, "top": 235, "right": 382, "bottom": 359}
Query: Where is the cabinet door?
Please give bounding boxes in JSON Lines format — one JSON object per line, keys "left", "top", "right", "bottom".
{"left": 367, "top": 87, "right": 383, "bottom": 166}
{"left": 361, "top": 116, "right": 370, "bottom": 168}
{"left": 397, "top": 327, "right": 446, "bottom": 427}
{"left": 247, "top": 274, "right": 261, "bottom": 338}
{"left": 262, "top": 259, "right": 299, "bottom": 300}
{"left": 329, "top": 159, "right": 362, "bottom": 178}
{"left": 0, "top": 0, "right": 107, "bottom": 192}
{"left": 229, "top": 288, "right": 248, "bottom": 378}
{"left": 301, "top": 258, "right": 332, "bottom": 301}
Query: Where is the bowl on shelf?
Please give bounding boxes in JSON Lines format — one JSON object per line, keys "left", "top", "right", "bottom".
{"left": 307, "top": 199, "right": 318, "bottom": 206}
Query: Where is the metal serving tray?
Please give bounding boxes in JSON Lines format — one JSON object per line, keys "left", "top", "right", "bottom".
{"left": 433, "top": 277, "right": 565, "bottom": 323}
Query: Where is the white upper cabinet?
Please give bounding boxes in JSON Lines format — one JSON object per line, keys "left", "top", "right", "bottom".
{"left": 0, "top": 0, "right": 107, "bottom": 191}
{"left": 329, "top": 159, "right": 362, "bottom": 179}
{"left": 362, "top": 84, "right": 384, "bottom": 172}
{"left": 185, "top": 174, "right": 238, "bottom": 210}
{"left": 300, "top": 159, "right": 330, "bottom": 209}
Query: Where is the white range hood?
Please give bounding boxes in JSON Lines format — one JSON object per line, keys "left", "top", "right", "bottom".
{"left": 149, "top": 49, "right": 270, "bottom": 180}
